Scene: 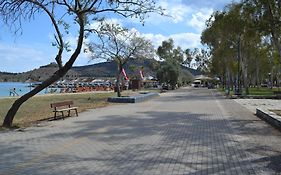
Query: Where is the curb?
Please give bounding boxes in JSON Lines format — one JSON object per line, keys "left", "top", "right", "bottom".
{"left": 107, "top": 92, "right": 159, "bottom": 103}
{"left": 256, "top": 108, "right": 281, "bottom": 130}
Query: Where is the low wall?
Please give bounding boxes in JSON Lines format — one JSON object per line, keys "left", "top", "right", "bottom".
{"left": 107, "top": 92, "right": 159, "bottom": 103}
{"left": 256, "top": 108, "right": 281, "bottom": 130}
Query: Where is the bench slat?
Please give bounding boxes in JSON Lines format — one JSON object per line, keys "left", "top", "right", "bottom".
{"left": 50, "top": 101, "right": 78, "bottom": 119}
{"left": 54, "top": 107, "right": 78, "bottom": 112}
{"left": 51, "top": 101, "right": 74, "bottom": 108}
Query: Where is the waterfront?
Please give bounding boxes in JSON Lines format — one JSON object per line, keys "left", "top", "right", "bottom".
{"left": 0, "top": 82, "right": 46, "bottom": 97}
{"left": 0, "top": 81, "right": 114, "bottom": 98}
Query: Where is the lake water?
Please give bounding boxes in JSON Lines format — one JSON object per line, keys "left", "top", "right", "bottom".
{"left": 0, "top": 82, "right": 47, "bottom": 97}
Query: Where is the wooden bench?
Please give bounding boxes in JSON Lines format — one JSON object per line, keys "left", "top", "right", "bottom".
{"left": 50, "top": 101, "right": 78, "bottom": 119}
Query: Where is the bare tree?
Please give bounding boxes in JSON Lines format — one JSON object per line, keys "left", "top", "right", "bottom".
{"left": 0, "top": 0, "right": 163, "bottom": 127}
{"left": 88, "top": 22, "right": 155, "bottom": 97}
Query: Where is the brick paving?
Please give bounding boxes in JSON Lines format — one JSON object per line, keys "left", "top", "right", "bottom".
{"left": 0, "top": 87, "right": 281, "bottom": 175}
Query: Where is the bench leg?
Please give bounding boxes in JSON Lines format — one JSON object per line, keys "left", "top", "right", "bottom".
{"left": 54, "top": 111, "right": 57, "bottom": 120}
{"left": 61, "top": 111, "right": 65, "bottom": 120}
{"left": 67, "top": 110, "right": 71, "bottom": 117}
{"left": 75, "top": 109, "right": 78, "bottom": 117}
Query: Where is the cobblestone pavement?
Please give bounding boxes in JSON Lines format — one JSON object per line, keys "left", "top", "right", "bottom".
{"left": 1, "top": 87, "right": 281, "bottom": 175}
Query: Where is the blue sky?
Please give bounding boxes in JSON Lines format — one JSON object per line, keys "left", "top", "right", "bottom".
{"left": 0, "top": 0, "right": 237, "bottom": 73}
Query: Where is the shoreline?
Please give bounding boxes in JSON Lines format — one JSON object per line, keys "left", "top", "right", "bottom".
{"left": 0, "top": 90, "right": 115, "bottom": 99}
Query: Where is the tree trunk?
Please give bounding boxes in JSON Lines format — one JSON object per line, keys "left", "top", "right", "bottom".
{"left": 237, "top": 36, "right": 242, "bottom": 94}
{"left": 2, "top": 14, "right": 85, "bottom": 127}
{"left": 116, "top": 74, "right": 122, "bottom": 97}
{"left": 116, "top": 63, "right": 122, "bottom": 97}
{"left": 266, "top": 0, "right": 281, "bottom": 64}
{"left": 3, "top": 68, "right": 70, "bottom": 127}
{"left": 255, "top": 55, "right": 260, "bottom": 89}
{"left": 271, "top": 32, "right": 281, "bottom": 63}
{"left": 226, "top": 68, "right": 231, "bottom": 95}
{"left": 244, "top": 70, "right": 249, "bottom": 95}
{"left": 241, "top": 55, "right": 249, "bottom": 95}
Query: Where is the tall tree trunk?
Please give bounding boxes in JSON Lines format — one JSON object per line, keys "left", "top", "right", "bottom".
{"left": 116, "top": 74, "right": 122, "bottom": 97}
{"left": 222, "top": 70, "right": 226, "bottom": 90}
{"left": 266, "top": 0, "right": 281, "bottom": 64}
{"left": 237, "top": 36, "right": 242, "bottom": 94}
{"left": 2, "top": 14, "right": 85, "bottom": 127}
{"left": 3, "top": 68, "right": 68, "bottom": 127}
{"left": 224, "top": 67, "right": 231, "bottom": 95}
{"left": 243, "top": 67, "right": 249, "bottom": 95}
{"left": 116, "top": 63, "right": 122, "bottom": 97}
{"left": 271, "top": 32, "right": 281, "bottom": 64}
{"left": 241, "top": 54, "right": 249, "bottom": 95}
{"left": 255, "top": 54, "right": 260, "bottom": 89}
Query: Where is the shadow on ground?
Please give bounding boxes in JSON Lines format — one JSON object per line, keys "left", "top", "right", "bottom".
{"left": 1, "top": 88, "right": 281, "bottom": 174}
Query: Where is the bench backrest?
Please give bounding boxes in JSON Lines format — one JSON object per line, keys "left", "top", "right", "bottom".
{"left": 51, "top": 101, "right": 74, "bottom": 108}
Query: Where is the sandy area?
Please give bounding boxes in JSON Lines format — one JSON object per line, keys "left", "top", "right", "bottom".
{"left": 234, "top": 98, "right": 281, "bottom": 114}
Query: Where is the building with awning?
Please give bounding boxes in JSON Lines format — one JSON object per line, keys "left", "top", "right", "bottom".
{"left": 193, "top": 75, "right": 214, "bottom": 87}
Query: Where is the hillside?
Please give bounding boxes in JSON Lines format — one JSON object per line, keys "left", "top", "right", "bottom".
{"left": 0, "top": 62, "right": 78, "bottom": 82}
{"left": 0, "top": 60, "right": 201, "bottom": 82}
{"left": 73, "top": 59, "right": 158, "bottom": 77}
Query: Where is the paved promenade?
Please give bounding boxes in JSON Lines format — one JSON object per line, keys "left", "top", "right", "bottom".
{"left": 1, "top": 87, "right": 281, "bottom": 175}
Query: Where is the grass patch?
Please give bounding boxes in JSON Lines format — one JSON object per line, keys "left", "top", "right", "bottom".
{"left": 218, "top": 87, "right": 276, "bottom": 96}
{"left": 0, "top": 90, "right": 155, "bottom": 128}
{"left": 248, "top": 87, "right": 274, "bottom": 96}
{"left": 0, "top": 92, "right": 117, "bottom": 127}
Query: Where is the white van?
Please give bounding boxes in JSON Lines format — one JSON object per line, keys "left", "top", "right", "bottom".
{"left": 192, "top": 80, "right": 201, "bottom": 87}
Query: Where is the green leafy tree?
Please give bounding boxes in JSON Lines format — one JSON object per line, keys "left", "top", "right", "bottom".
{"left": 0, "top": 0, "right": 163, "bottom": 127}
{"left": 156, "top": 60, "right": 179, "bottom": 88}
{"left": 88, "top": 23, "right": 154, "bottom": 97}
{"left": 242, "top": 0, "right": 281, "bottom": 87}
{"left": 156, "top": 38, "right": 185, "bottom": 88}
{"left": 201, "top": 3, "right": 265, "bottom": 94}
{"left": 202, "top": 1, "right": 280, "bottom": 94}
{"left": 243, "top": 0, "right": 281, "bottom": 61}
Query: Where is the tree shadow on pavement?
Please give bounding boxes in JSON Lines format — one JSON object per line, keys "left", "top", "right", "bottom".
{"left": 2, "top": 109, "right": 280, "bottom": 174}
{"left": 1, "top": 87, "right": 281, "bottom": 174}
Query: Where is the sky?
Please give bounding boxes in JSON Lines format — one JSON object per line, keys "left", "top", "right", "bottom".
{"left": 0, "top": 0, "right": 238, "bottom": 73}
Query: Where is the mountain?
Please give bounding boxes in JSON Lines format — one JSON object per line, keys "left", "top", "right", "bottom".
{"left": 73, "top": 59, "right": 158, "bottom": 77}
{"left": 182, "top": 66, "right": 202, "bottom": 76}
{"left": 0, "top": 60, "right": 201, "bottom": 82}
{"left": 0, "top": 62, "right": 78, "bottom": 82}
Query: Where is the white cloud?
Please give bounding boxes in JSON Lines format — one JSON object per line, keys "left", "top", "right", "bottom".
{"left": 160, "top": 0, "right": 191, "bottom": 23}
{"left": 140, "top": 0, "right": 214, "bottom": 35}
{"left": 188, "top": 8, "right": 213, "bottom": 32}
{"left": 88, "top": 18, "right": 125, "bottom": 31}
{"left": 145, "top": 0, "right": 192, "bottom": 24}
{"left": 1, "top": 0, "right": 228, "bottom": 72}
{"left": 142, "top": 32, "right": 201, "bottom": 49}
{"left": 0, "top": 43, "right": 53, "bottom": 72}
